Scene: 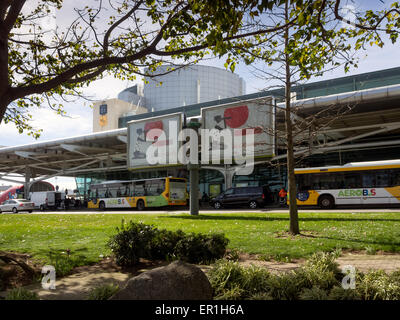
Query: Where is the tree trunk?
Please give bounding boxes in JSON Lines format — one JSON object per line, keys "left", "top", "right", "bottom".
{"left": 284, "top": 2, "right": 300, "bottom": 235}
{"left": 0, "top": 34, "right": 11, "bottom": 122}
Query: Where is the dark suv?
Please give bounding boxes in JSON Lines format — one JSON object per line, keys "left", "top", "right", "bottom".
{"left": 210, "top": 186, "right": 273, "bottom": 209}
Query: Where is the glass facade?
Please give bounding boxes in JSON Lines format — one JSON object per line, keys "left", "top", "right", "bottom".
{"left": 75, "top": 142, "right": 400, "bottom": 199}
{"left": 120, "top": 66, "right": 400, "bottom": 128}
{"left": 143, "top": 65, "right": 245, "bottom": 112}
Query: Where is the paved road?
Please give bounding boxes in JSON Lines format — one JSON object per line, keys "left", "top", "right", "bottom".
{"left": 26, "top": 207, "right": 400, "bottom": 214}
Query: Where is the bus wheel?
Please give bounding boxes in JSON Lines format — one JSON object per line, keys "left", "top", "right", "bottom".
{"left": 136, "top": 200, "right": 145, "bottom": 211}
{"left": 99, "top": 201, "right": 106, "bottom": 211}
{"left": 318, "top": 195, "right": 335, "bottom": 209}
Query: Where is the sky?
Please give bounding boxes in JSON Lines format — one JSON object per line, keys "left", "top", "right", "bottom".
{"left": 0, "top": 0, "right": 398, "bottom": 190}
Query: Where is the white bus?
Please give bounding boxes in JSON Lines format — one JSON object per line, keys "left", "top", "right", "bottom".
{"left": 294, "top": 159, "right": 400, "bottom": 208}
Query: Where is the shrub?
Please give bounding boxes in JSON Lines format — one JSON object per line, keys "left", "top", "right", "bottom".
{"left": 299, "top": 251, "right": 342, "bottom": 290}
{"left": 5, "top": 288, "right": 39, "bottom": 300}
{"left": 365, "top": 246, "right": 377, "bottom": 255}
{"left": 224, "top": 248, "right": 241, "bottom": 262}
{"left": 108, "top": 221, "right": 158, "bottom": 266}
{"left": 207, "top": 260, "right": 245, "bottom": 298}
{"left": 87, "top": 284, "right": 119, "bottom": 300}
{"left": 356, "top": 270, "right": 400, "bottom": 300}
{"left": 207, "top": 260, "right": 271, "bottom": 299}
{"left": 303, "top": 251, "right": 341, "bottom": 275}
{"left": 207, "top": 251, "right": 400, "bottom": 300}
{"left": 108, "top": 221, "right": 229, "bottom": 266}
{"left": 213, "top": 285, "right": 244, "bottom": 300}
{"left": 240, "top": 265, "right": 271, "bottom": 295}
{"left": 299, "top": 287, "right": 329, "bottom": 300}
{"left": 248, "top": 292, "right": 274, "bottom": 300}
{"left": 390, "top": 270, "right": 400, "bottom": 284}
{"left": 174, "top": 233, "right": 229, "bottom": 264}
{"left": 328, "top": 286, "right": 361, "bottom": 300}
{"left": 150, "top": 229, "right": 186, "bottom": 260}
{"left": 266, "top": 271, "right": 305, "bottom": 300}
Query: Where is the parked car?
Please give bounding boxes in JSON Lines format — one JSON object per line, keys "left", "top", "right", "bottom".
{"left": 0, "top": 199, "right": 34, "bottom": 213}
{"left": 209, "top": 186, "right": 273, "bottom": 209}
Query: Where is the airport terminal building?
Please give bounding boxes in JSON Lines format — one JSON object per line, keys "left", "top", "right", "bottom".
{"left": 1, "top": 65, "right": 400, "bottom": 199}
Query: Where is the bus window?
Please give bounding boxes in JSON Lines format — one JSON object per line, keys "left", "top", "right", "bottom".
{"left": 133, "top": 181, "right": 145, "bottom": 196}
{"left": 145, "top": 180, "right": 165, "bottom": 196}
{"left": 390, "top": 169, "right": 400, "bottom": 186}
{"left": 104, "top": 188, "right": 110, "bottom": 198}
{"left": 97, "top": 188, "right": 105, "bottom": 198}
{"left": 145, "top": 181, "right": 158, "bottom": 196}
{"left": 375, "top": 170, "right": 391, "bottom": 187}
{"left": 343, "top": 172, "right": 362, "bottom": 189}
{"left": 124, "top": 185, "right": 130, "bottom": 196}
{"left": 362, "top": 170, "right": 376, "bottom": 188}
{"left": 304, "top": 172, "right": 344, "bottom": 190}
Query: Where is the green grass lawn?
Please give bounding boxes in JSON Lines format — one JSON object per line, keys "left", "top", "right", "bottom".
{"left": 0, "top": 212, "right": 399, "bottom": 266}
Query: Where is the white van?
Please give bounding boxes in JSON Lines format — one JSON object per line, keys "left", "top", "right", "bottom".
{"left": 29, "top": 191, "right": 66, "bottom": 211}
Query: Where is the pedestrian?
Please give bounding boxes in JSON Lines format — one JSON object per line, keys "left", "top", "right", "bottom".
{"left": 202, "top": 192, "right": 209, "bottom": 203}
{"left": 279, "top": 187, "right": 287, "bottom": 207}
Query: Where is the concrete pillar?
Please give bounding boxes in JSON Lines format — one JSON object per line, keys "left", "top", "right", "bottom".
{"left": 223, "top": 165, "right": 235, "bottom": 190}
{"left": 24, "top": 167, "right": 31, "bottom": 199}
{"left": 188, "top": 164, "right": 199, "bottom": 215}
{"left": 83, "top": 176, "right": 87, "bottom": 199}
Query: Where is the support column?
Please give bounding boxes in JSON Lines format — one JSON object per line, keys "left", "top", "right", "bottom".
{"left": 223, "top": 165, "right": 235, "bottom": 190}
{"left": 188, "top": 164, "right": 199, "bottom": 215}
{"left": 24, "top": 167, "right": 31, "bottom": 199}
{"left": 83, "top": 176, "right": 87, "bottom": 199}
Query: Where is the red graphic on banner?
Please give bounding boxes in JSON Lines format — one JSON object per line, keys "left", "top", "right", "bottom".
{"left": 145, "top": 120, "right": 170, "bottom": 146}
{"left": 224, "top": 105, "right": 249, "bottom": 128}
{"left": 144, "top": 120, "right": 163, "bottom": 134}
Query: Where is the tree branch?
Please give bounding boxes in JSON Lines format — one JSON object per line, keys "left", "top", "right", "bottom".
{"left": 2, "top": 0, "right": 25, "bottom": 35}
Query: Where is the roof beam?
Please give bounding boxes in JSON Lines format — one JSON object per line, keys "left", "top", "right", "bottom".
{"left": 60, "top": 144, "right": 89, "bottom": 156}
{"left": 117, "top": 135, "right": 127, "bottom": 143}
{"left": 15, "top": 151, "right": 45, "bottom": 163}
{"left": 60, "top": 143, "right": 118, "bottom": 156}
{"left": 30, "top": 159, "right": 101, "bottom": 184}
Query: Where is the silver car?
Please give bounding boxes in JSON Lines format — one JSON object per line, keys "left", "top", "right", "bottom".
{"left": 0, "top": 199, "right": 34, "bottom": 213}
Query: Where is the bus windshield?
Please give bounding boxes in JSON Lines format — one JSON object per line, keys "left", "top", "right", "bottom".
{"left": 169, "top": 179, "right": 186, "bottom": 201}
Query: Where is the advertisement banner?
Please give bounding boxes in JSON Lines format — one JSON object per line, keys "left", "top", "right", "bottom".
{"left": 201, "top": 97, "right": 275, "bottom": 162}
{"left": 127, "top": 113, "right": 183, "bottom": 169}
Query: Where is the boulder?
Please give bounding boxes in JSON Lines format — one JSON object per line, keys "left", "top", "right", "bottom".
{"left": 110, "top": 260, "right": 212, "bottom": 300}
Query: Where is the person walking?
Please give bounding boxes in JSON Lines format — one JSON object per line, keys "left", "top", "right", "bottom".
{"left": 279, "top": 187, "right": 287, "bottom": 207}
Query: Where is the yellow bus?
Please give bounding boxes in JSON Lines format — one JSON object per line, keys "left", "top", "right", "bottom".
{"left": 87, "top": 177, "right": 187, "bottom": 210}
{"left": 294, "top": 159, "right": 400, "bottom": 209}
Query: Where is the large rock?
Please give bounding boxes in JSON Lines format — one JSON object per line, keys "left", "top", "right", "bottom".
{"left": 110, "top": 260, "right": 212, "bottom": 300}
